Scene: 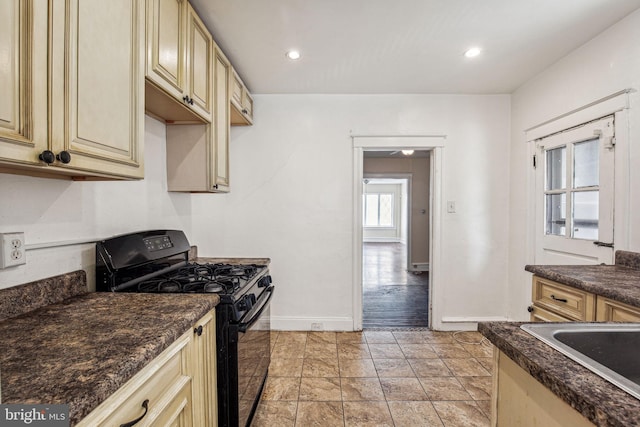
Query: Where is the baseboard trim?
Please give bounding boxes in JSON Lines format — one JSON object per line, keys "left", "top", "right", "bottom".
{"left": 436, "top": 316, "right": 510, "bottom": 332}
{"left": 271, "top": 316, "right": 354, "bottom": 331}
{"left": 409, "top": 262, "right": 429, "bottom": 272}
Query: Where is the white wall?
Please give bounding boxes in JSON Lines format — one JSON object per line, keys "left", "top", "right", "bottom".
{"left": 0, "top": 93, "right": 510, "bottom": 331}
{"left": 0, "top": 116, "right": 193, "bottom": 290}
{"left": 189, "top": 94, "right": 511, "bottom": 330}
{"left": 508, "top": 9, "right": 640, "bottom": 319}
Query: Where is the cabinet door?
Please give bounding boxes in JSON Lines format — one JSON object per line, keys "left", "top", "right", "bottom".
{"left": 230, "top": 68, "right": 253, "bottom": 125}
{"left": 213, "top": 48, "right": 230, "bottom": 191}
{"left": 50, "top": 0, "right": 144, "bottom": 179}
{"left": 494, "top": 350, "right": 595, "bottom": 427}
{"left": 190, "top": 310, "right": 217, "bottom": 425}
{"left": 242, "top": 90, "right": 254, "bottom": 122}
{"left": 186, "top": 4, "right": 212, "bottom": 121}
{"left": 0, "top": 0, "right": 48, "bottom": 168}
{"left": 146, "top": 0, "right": 187, "bottom": 99}
{"left": 596, "top": 297, "right": 640, "bottom": 322}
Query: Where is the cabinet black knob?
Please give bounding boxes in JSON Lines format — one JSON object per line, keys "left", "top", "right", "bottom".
{"left": 527, "top": 306, "right": 534, "bottom": 313}
{"left": 183, "top": 95, "right": 194, "bottom": 105}
{"left": 242, "top": 108, "right": 248, "bottom": 114}
{"left": 194, "top": 325, "right": 203, "bottom": 336}
{"left": 38, "top": 150, "right": 55, "bottom": 164}
{"left": 213, "top": 184, "right": 219, "bottom": 189}
{"left": 56, "top": 150, "right": 71, "bottom": 164}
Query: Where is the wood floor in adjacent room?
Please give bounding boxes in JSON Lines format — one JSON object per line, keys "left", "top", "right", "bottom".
{"left": 362, "top": 242, "right": 429, "bottom": 328}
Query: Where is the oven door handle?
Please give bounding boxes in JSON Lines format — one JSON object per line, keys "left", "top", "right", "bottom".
{"left": 238, "top": 286, "right": 274, "bottom": 333}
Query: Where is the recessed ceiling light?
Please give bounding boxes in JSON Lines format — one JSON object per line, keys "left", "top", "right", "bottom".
{"left": 464, "top": 47, "right": 481, "bottom": 58}
{"left": 286, "top": 50, "right": 301, "bottom": 60}
{"left": 401, "top": 150, "right": 415, "bottom": 156}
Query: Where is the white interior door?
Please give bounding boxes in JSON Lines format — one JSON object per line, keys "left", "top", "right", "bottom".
{"left": 534, "top": 116, "right": 615, "bottom": 265}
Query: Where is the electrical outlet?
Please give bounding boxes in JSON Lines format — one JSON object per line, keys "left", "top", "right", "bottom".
{"left": 311, "top": 322, "right": 324, "bottom": 331}
{"left": 0, "top": 232, "right": 26, "bottom": 268}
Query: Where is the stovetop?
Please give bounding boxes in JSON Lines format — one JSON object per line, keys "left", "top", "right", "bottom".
{"left": 134, "top": 263, "right": 265, "bottom": 295}
{"left": 95, "top": 230, "right": 270, "bottom": 300}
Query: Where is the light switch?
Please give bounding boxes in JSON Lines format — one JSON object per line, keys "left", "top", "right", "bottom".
{"left": 447, "top": 201, "right": 456, "bottom": 213}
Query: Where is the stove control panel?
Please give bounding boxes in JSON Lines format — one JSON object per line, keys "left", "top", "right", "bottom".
{"left": 143, "top": 235, "right": 173, "bottom": 252}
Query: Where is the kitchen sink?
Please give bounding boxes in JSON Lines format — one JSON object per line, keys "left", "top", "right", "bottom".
{"left": 521, "top": 323, "right": 640, "bottom": 400}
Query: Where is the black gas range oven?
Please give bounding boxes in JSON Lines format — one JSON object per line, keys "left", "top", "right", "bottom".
{"left": 95, "top": 230, "right": 274, "bottom": 427}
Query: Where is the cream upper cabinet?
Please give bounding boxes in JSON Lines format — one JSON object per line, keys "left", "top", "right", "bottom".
{"left": 230, "top": 68, "right": 253, "bottom": 126}
{"left": 0, "top": 0, "right": 144, "bottom": 180}
{"left": 213, "top": 47, "right": 231, "bottom": 192}
{"left": 0, "top": 1, "right": 49, "bottom": 170}
{"left": 145, "top": 0, "right": 186, "bottom": 100}
{"left": 186, "top": 4, "right": 213, "bottom": 121}
{"left": 48, "top": 0, "right": 145, "bottom": 179}
{"left": 145, "top": 0, "right": 212, "bottom": 123}
{"left": 165, "top": 45, "right": 230, "bottom": 193}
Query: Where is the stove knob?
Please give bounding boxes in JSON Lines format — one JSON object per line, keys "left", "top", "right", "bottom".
{"left": 258, "top": 275, "right": 272, "bottom": 287}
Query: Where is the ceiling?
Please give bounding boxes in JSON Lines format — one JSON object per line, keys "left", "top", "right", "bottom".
{"left": 190, "top": 0, "right": 640, "bottom": 95}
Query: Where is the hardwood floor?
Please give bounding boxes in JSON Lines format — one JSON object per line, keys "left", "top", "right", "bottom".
{"left": 363, "top": 242, "right": 429, "bottom": 328}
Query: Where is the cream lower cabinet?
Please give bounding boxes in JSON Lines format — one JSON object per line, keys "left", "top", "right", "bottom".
{"left": 529, "top": 276, "right": 595, "bottom": 322}
{"left": 77, "top": 309, "right": 217, "bottom": 426}
{"left": 191, "top": 309, "right": 217, "bottom": 425}
{"left": 0, "top": 0, "right": 145, "bottom": 180}
{"left": 491, "top": 349, "right": 595, "bottom": 427}
{"left": 530, "top": 275, "right": 640, "bottom": 322}
{"left": 596, "top": 296, "right": 640, "bottom": 322}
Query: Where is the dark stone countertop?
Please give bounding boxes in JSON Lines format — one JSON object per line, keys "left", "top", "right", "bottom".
{"left": 0, "top": 270, "right": 88, "bottom": 322}
{"left": 479, "top": 321, "right": 640, "bottom": 427}
{"left": 524, "top": 264, "right": 640, "bottom": 309}
{"left": 0, "top": 291, "right": 219, "bottom": 426}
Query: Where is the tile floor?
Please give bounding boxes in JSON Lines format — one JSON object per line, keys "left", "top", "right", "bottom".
{"left": 252, "top": 329, "right": 493, "bottom": 426}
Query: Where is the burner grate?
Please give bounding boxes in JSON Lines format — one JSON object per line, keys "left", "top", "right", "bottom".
{"left": 134, "top": 263, "right": 263, "bottom": 295}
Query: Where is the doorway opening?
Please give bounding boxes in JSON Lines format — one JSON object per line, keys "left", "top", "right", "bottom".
{"left": 362, "top": 151, "right": 431, "bottom": 328}
{"left": 352, "top": 135, "right": 445, "bottom": 331}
